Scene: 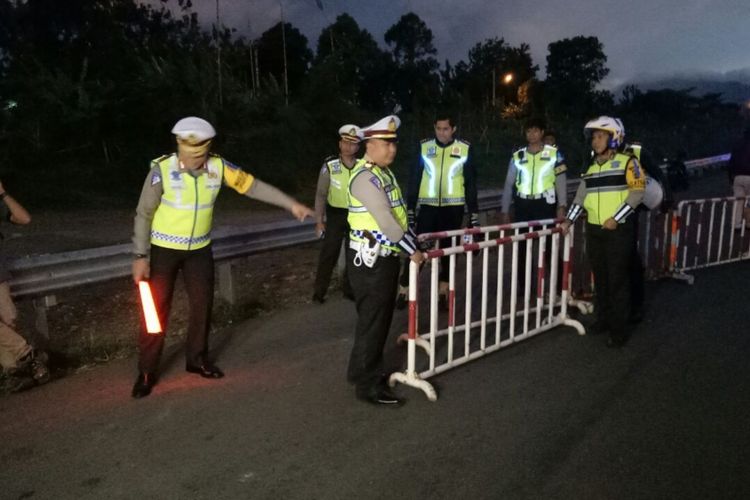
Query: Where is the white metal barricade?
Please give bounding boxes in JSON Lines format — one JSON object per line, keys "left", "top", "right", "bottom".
{"left": 669, "top": 196, "right": 750, "bottom": 283}
{"left": 389, "top": 222, "right": 588, "bottom": 401}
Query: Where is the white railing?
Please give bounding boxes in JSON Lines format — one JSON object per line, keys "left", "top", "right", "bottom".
{"left": 669, "top": 196, "right": 750, "bottom": 283}
{"left": 389, "top": 221, "right": 589, "bottom": 401}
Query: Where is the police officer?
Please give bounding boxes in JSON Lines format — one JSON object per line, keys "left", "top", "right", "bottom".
{"left": 622, "top": 138, "right": 672, "bottom": 323}
{"left": 500, "top": 118, "right": 568, "bottom": 293}
{"left": 131, "top": 116, "right": 313, "bottom": 398}
{"left": 311, "top": 124, "right": 363, "bottom": 303}
{"left": 500, "top": 117, "right": 568, "bottom": 224}
{"left": 561, "top": 116, "right": 645, "bottom": 348}
{"left": 347, "top": 115, "right": 425, "bottom": 406}
{"left": 396, "top": 112, "right": 478, "bottom": 310}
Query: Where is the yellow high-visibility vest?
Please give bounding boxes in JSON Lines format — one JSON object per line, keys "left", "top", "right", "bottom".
{"left": 582, "top": 152, "right": 641, "bottom": 225}
{"left": 324, "top": 156, "right": 353, "bottom": 209}
{"left": 417, "top": 139, "right": 470, "bottom": 207}
{"left": 151, "top": 153, "right": 254, "bottom": 250}
{"left": 348, "top": 159, "right": 407, "bottom": 253}
{"left": 513, "top": 145, "right": 560, "bottom": 196}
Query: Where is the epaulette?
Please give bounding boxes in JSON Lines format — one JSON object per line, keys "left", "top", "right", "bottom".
{"left": 420, "top": 138, "right": 434, "bottom": 144}
{"left": 323, "top": 154, "right": 338, "bottom": 164}
{"left": 150, "top": 153, "right": 173, "bottom": 168}
{"left": 513, "top": 146, "right": 527, "bottom": 157}
{"left": 208, "top": 152, "right": 221, "bottom": 158}
{"left": 456, "top": 138, "right": 471, "bottom": 146}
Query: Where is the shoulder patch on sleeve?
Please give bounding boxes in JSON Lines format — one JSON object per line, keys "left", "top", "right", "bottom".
{"left": 369, "top": 175, "right": 382, "bottom": 190}
{"left": 224, "top": 159, "right": 241, "bottom": 171}
{"left": 151, "top": 171, "right": 162, "bottom": 185}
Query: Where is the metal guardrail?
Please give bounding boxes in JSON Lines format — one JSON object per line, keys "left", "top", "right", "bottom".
{"left": 7, "top": 153, "right": 730, "bottom": 301}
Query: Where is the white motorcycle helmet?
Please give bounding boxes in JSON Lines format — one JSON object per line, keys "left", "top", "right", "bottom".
{"left": 584, "top": 116, "right": 625, "bottom": 150}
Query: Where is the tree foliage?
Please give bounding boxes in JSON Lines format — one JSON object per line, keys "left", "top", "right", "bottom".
{"left": 0, "top": 2, "right": 741, "bottom": 207}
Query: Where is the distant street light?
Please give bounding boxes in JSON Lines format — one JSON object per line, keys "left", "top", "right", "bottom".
{"left": 503, "top": 72, "right": 514, "bottom": 85}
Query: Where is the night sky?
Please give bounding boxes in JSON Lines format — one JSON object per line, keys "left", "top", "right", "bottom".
{"left": 178, "top": 0, "right": 750, "bottom": 88}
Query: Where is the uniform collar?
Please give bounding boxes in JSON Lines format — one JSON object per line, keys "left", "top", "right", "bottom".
{"left": 434, "top": 137, "right": 456, "bottom": 148}
{"left": 176, "top": 154, "right": 208, "bottom": 176}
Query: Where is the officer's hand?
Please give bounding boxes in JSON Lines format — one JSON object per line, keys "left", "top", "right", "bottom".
{"left": 560, "top": 220, "right": 572, "bottom": 236}
{"left": 499, "top": 212, "right": 511, "bottom": 224}
{"left": 410, "top": 251, "right": 426, "bottom": 266}
{"left": 470, "top": 213, "right": 480, "bottom": 228}
{"left": 556, "top": 206, "right": 567, "bottom": 221}
{"left": 315, "top": 222, "right": 325, "bottom": 238}
{"left": 132, "top": 258, "right": 150, "bottom": 284}
{"left": 291, "top": 202, "right": 314, "bottom": 222}
{"left": 603, "top": 218, "right": 618, "bottom": 230}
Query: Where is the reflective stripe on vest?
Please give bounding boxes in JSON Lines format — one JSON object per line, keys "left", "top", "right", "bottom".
{"left": 513, "top": 145, "right": 558, "bottom": 196}
{"left": 325, "top": 157, "right": 352, "bottom": 209}
{"left": 348, "top": 159, "right": 407, "bottom": 253}
{"left": 582, "top": 153, "right": 632, "bottom": 225}
{"left": 418, "top": 139, "right": 469, "bottom": 207}
{"left": 150, "top": 154, "right": 223, "bottom": 250}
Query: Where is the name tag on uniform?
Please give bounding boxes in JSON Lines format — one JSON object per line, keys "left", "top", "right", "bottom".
{"left": 541, "top": 150, "right": 551, "bottom": 159}
{"left": 450, "top": 146, "right": 461, "bottom": 157}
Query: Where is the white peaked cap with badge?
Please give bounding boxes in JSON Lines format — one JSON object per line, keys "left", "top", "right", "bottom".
{"left": 171, "top": 116, "right": 216, "bottom": 142}
{"left": 361, "top": 115, "right": 400, "bottom": 140}
{"left": 338, "top": 124, "right": 364, "bottom": 143}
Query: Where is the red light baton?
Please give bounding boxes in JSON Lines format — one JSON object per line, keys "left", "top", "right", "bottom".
{"left": 138, "top": 281, "right": 162, "bottom": 334}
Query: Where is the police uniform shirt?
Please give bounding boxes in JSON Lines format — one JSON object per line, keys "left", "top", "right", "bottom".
{"left": 567, "top": 153, "right": 645, "bottom": 224}
{"left": 501, "top": 146, "right": 568, "bottom": 213}
{"left": 348, "top": 158, "right": 412, "bottom": 252}
{"left": 314, "top": 155, "right": 355, "bottom": 225}
{"left": 133, "top": 154, "right": 296, "bottom": 255}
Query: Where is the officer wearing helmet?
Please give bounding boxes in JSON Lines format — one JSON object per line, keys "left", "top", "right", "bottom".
{"left": 130, "top": 116, "right": 314, "bottom": 398}
{"left": 311, "top": 124, "right": 363, "bottom": 303}
{"left": 561, "top": 116, "right": 645, "bottom": 347}
{"left": 346, "top": 115, "right": 425, "bottom": 406}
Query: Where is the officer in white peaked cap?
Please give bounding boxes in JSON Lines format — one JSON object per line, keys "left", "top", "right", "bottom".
{"left": 130, "top": 116, "right": 314, "bottom": 398}
{"left": 344, "top": 114, "right": 425, "bottom": 406}
{"left": 312, "top": 124, "right": 364, "bottom": 303}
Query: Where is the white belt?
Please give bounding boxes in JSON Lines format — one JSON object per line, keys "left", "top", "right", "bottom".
{"left": 349, "top": 240, "right": 393, "bottom": 257}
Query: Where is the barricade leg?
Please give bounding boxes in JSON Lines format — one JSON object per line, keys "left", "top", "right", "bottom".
{"left": 389, "top": 260, "right": 438, "bottom": 401}
{"left": 559, "top": 229, "right": 586, "bottom": 335}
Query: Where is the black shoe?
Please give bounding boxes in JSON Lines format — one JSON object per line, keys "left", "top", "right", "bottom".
{"left": 607, "top": 334, "right": 629, "bottom": 348}
{"left": 628, "top": 308, "right": 644, "bottom": 324}
{"left": 356, "top": 387, "right": 405, "bottom": 406}
{"left": 131, "top": 372, "right": 157, "bottom": 398}
{"left": 311, "top": 293, "right": 325, "bottom": 304}
{"left": 589, "top": 321, "right": 610, "bottom": 336}
{"left": 7, "top": 375, "right": 36, "bottom": 393}
{"left": 438, "top": 294, "right": 449, "bottom": 312}
{"left": 395, "top": 293, "right": 407, "bottom": 310}
{"left": 186, "top": 363, "right": 224, "bottom": 379}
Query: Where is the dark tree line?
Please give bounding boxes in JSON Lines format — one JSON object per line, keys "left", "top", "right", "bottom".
{"left": 0, "top": 0, "right": 743, "bottom": 207}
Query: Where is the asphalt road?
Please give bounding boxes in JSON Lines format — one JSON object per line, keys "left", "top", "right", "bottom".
{"left": 2, "top": 258, "right": 749, "bottom": 500}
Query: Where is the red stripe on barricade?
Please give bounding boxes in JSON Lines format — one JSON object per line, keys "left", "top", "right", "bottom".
{"left": 670, "top": 214, "right": 680, "bottom": 268}
{"left": 448, "top": 290, "right": 455, "bottom": 327}
{"left": 408, "top": 300, "right": 417, "bottom": 340}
